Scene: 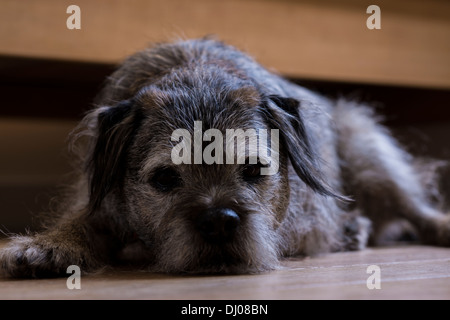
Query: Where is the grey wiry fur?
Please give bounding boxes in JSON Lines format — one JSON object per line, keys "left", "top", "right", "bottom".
{"left": 1, "top": 38, "right": 449, "bottom": 277}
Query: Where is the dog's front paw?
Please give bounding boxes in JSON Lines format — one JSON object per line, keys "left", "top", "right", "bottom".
{"left": 431, "top": 215, "right": 450, "bottom": 246}
{"left": 0, "top": 234, "right": 93, "bottom": 278}
{"left": 342, "top": 215, "right": 372, "bottom": 251}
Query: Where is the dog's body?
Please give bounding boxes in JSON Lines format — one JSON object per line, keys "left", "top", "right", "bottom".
{"left": 1, "top": 38, "right": 449, "bottom": 277}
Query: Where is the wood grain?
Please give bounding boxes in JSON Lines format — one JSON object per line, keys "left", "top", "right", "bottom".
{"left": 1, "top": 240, "right": 449, "bottom": 300}
{"left": 0, "top": 0, "right": 449, "bottom": 89}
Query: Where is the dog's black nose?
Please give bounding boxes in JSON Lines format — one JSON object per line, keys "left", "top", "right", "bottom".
{"left": 196, "top": 208, "right": 240, "bottom": 243}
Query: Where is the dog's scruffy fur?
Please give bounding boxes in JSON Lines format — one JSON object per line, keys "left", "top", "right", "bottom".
{"left": 1, "top": 38, "right": 449, "bottom": 277}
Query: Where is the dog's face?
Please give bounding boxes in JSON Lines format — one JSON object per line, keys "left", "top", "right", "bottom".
{"left": 84, "top": 66, "right": 337, "bottom": 273}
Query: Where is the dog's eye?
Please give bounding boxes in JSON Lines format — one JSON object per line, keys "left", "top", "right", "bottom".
{"left": 242, "top": 162, "right": 264, "bottom": 182}
{"left": 151, "top": 167, "right": 181, "bottom": 192}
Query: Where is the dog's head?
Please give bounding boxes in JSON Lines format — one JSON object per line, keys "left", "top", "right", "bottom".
{"left": 79, "top": 41, "right": 339, "bottom": 273}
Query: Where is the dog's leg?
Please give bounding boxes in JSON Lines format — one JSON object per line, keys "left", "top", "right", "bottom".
{"left": 334, "top": 101, "right": 450, "bottom": 246}
{"left": 0, "top": 211, "right": 109, "bottom": 278}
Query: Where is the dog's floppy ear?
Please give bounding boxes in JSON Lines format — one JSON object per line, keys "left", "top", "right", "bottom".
{"left": 86, "top": 100, "right": 143, "bottom": 213}
{"left": 261, "top": 95, "right": 346, "bottom": 200}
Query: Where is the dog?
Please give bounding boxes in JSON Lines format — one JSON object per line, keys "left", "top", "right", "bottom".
{"left": 1, "top": 38, "right": 449, "bottom": 277}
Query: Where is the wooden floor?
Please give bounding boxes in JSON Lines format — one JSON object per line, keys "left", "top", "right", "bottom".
{"left": 0, "top": 240, "right": 449, "bottom": 300}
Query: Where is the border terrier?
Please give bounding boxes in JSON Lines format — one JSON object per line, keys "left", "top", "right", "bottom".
{"left": 1, "top": 38, "right": 449, "bottom": 277}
